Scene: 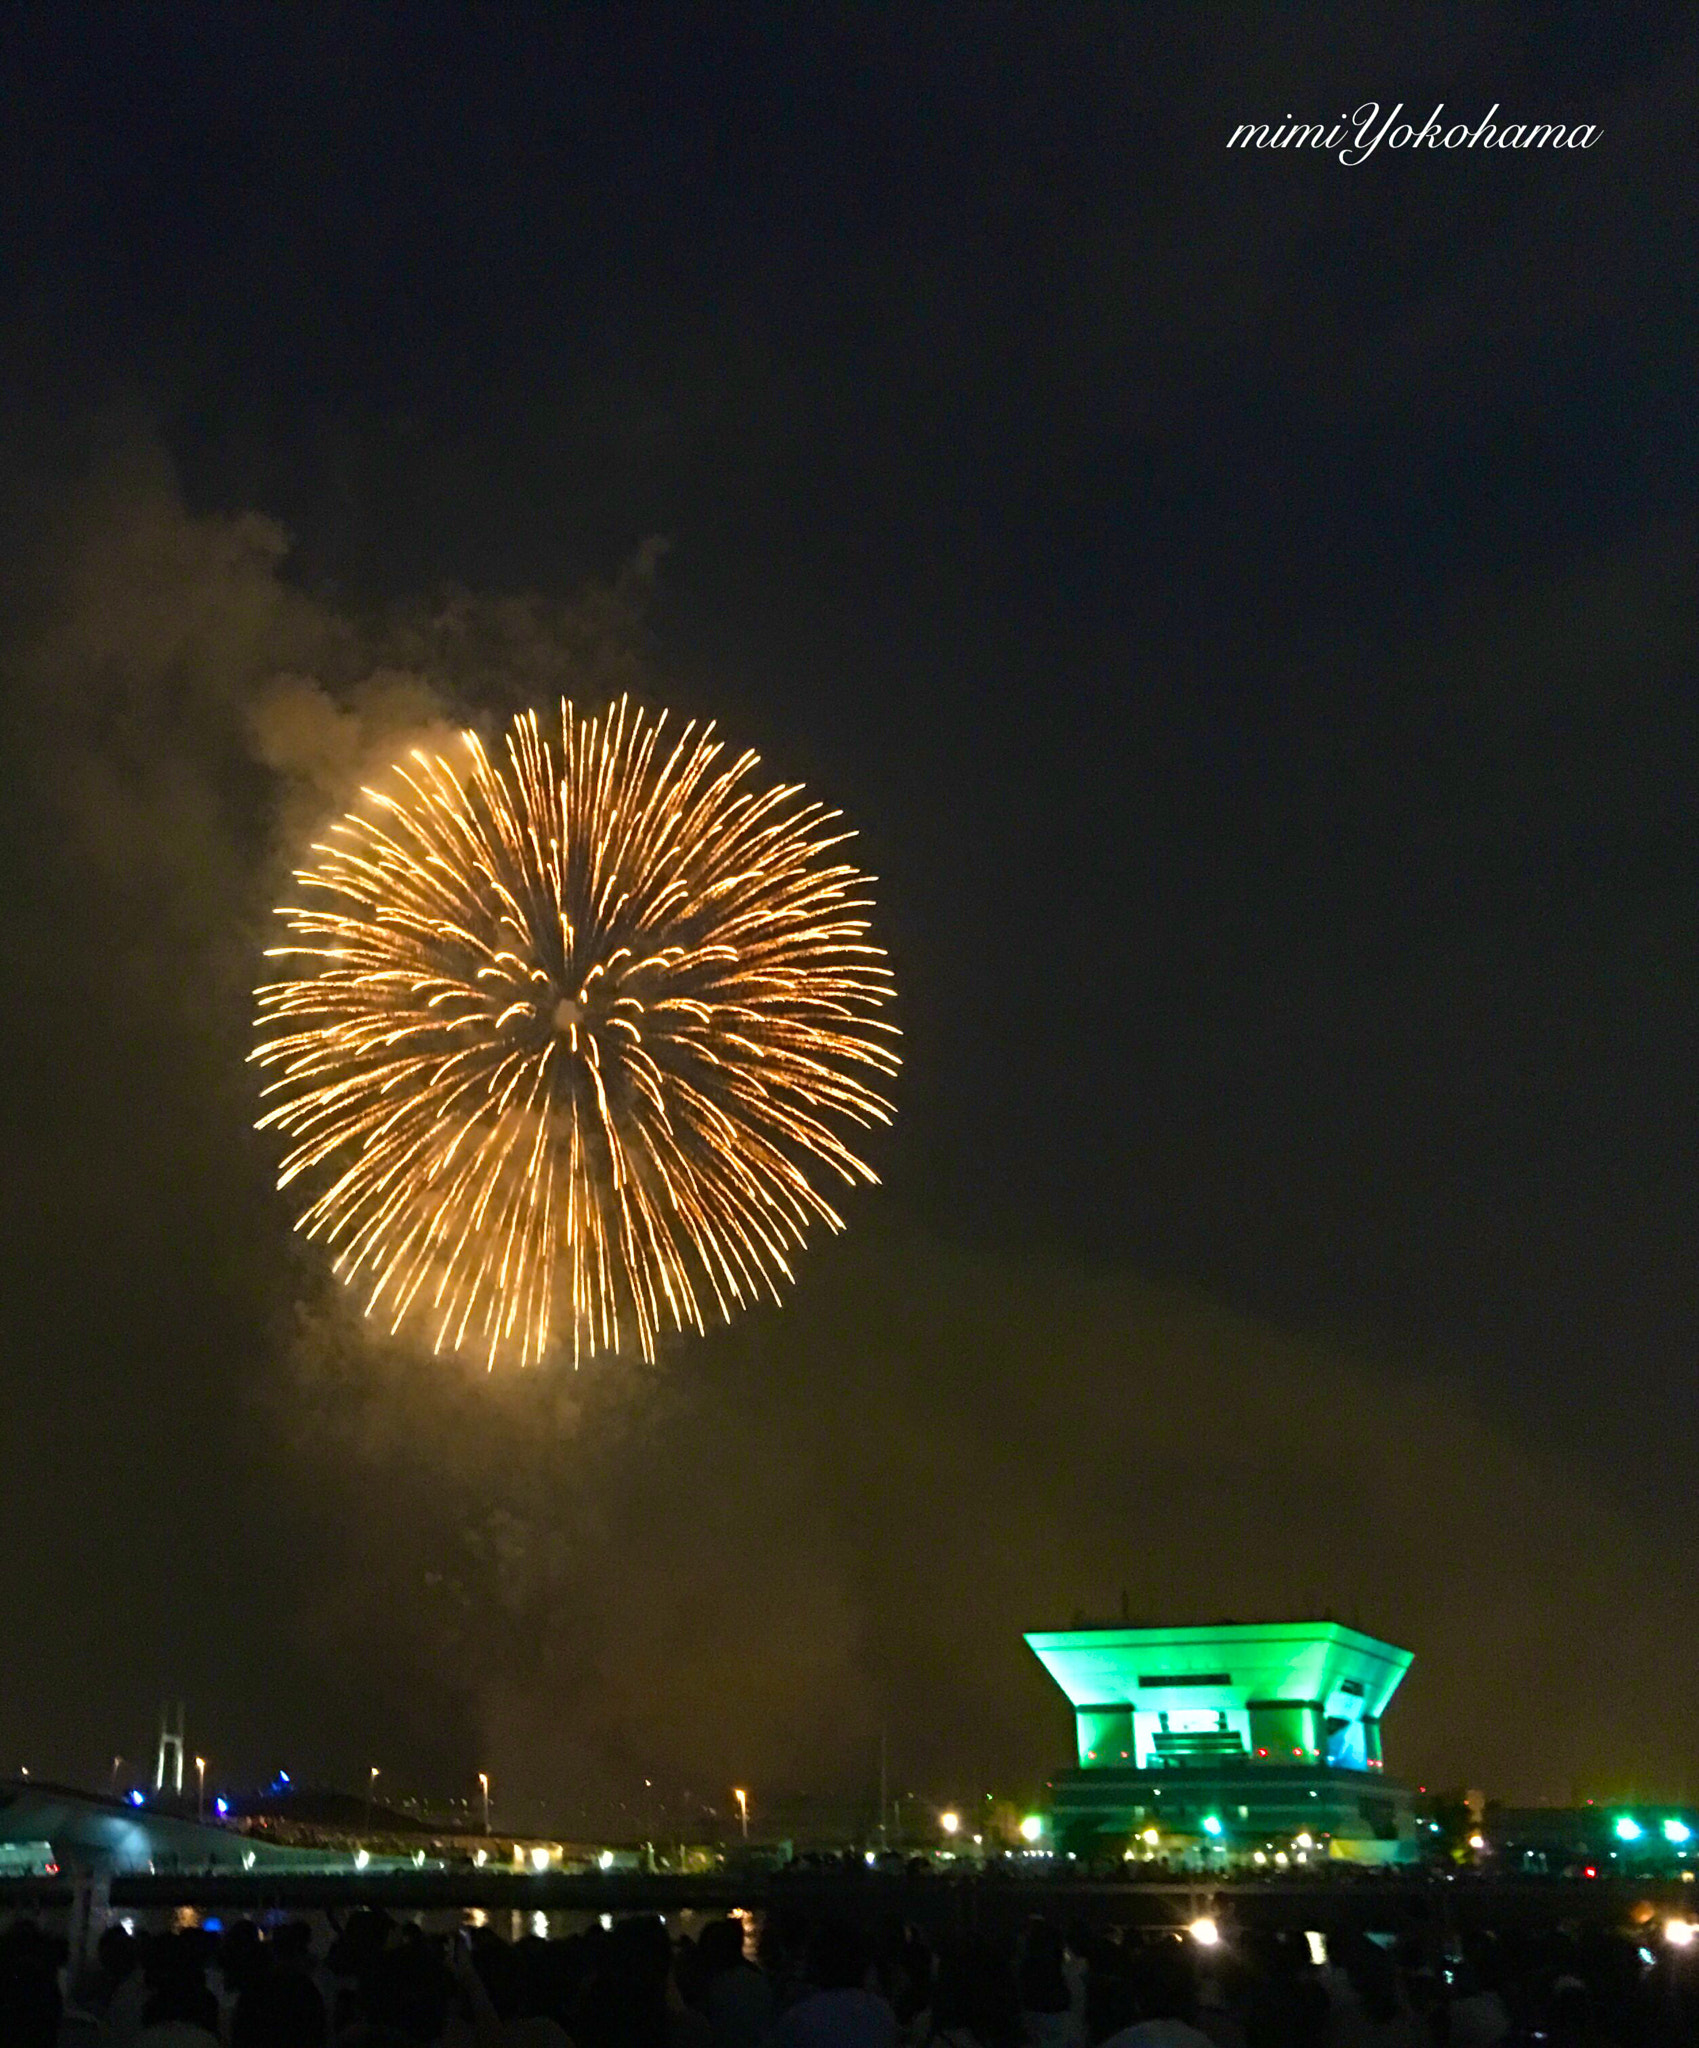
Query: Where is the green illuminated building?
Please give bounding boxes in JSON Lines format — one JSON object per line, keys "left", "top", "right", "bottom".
{"left": 1026, "top": 1618, "right": 1418, "bottom": 1864}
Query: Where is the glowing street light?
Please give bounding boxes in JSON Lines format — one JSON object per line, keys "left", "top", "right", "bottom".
{"left": 1188, "top": 1917, "right": 1221, "bottom": 1947}
{"left": 1019, "top": 1814, "right": 1045, "bottom": 1844}
{"left": 1615, "top": 1815, "right": 1644, "bottom": 1843}
{"left": 940, "top": 1810, "right": 960, "bottom": 1836}
{"left": 733, "top": 1787, "right": 749, "bottom": 1841}
{"left": 1666, "top": 1820, "right": 1694, "bottom": 1845}
{"left": 1666, "top": 1919, "right": 1697, "bottom": 1948}
{"left": 1201, "top": 1814, "right": 1224, "bottom": 1838}
{"left": 367, "top": 1766, "right": 380, "bottom": 1832}
{"left": 478, "top": 1772, "right": 491, "bottom": 1833}
{"left": 195, "top": 1756, "right": 206, "bottom": 1823}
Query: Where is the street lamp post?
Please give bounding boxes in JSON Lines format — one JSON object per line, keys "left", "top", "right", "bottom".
{"left": 195, "top": 1756, "right": 206, "bottom": 1823}
{"left": 479, "top": 1772, "right": 490, "bottom": 1833}
{"left": 733, "top": 1788, "right": 748, "bottom": 1842}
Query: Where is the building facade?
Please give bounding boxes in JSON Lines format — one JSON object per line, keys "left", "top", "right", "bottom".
{"left": 1026, "top": 1618, "right": 1418, "bottom": 1865}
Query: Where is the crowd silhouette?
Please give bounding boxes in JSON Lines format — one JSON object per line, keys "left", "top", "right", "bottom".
{"left": 2, "top": 1902, "right": 1697, "bottom": 2046}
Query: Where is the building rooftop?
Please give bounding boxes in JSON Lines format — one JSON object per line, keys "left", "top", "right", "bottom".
{"left": 1026, "top": 1619, "right": 1412, "bottom": 1776}
{"left": 1026, "top": 1618, "right": 1411, "bottom": 1715}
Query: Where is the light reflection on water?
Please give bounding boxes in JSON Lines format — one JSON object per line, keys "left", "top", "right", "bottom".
{"left": 7, "top": 1901, "right": 759, "bottom": 1950}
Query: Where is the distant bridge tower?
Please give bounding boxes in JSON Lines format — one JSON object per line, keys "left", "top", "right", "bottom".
{"left": 153, "top": 1700, "right": 185, "bottom": 1795}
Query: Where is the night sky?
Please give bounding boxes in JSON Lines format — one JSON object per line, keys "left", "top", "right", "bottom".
{"left": 2, "top": 7, "right": 1696, "bottom": 1823}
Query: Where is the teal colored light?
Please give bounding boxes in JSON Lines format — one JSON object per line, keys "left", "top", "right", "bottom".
{"left": 1024, "top": 1621, "right": 1413, "bottom": 1774}
{"left": 1615, "top": 1816, "right": 1644, "bottom": 1842}
{"left": 1665, "top": 1820, "right": 1693, "bottom": 1845}
{"left": 1025, "top": 1622, "right": 1411, "bottom": 1714}
{"left": 1201, "top": 1814, "right": 1224, "bottom": 1837}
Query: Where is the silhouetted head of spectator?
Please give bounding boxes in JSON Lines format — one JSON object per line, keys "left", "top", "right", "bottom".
{"left": 143, "top": 1969, "right": 221, "bottom": 2035}
{"left": 1017, "top": 1920, "right": 1069, "bottom": 2014}
{"left": 1547, "top": 1981, "right": 1596, "bottom": 2047}
{"left": 468, "top": 1933, "right": 520, "bottom": 2022}
{"left": 932, "top": 1934, "right": 1022, "bottom": 2048}
{"left": 611, "top": 1913, "right": 674, "bottom": 1987}
{"left": 329, "top": 1906, "right": 394, "bottom": 1982}
{"left": 889, "top": 1926, "right": 935, "bottom": 2024}
{"left": 97, "top": 1920, "right": 139, "bottom": 1983}
{"left": 512, "top": 1930, "right": 567, "bottom": 2022}
{"left": 221, "top": 1917, "right": 266, "bottom": 1996}
{"left": 809, "top": 1919, "right": 874, "bottom": 1993}
{"left": 1458, "top": 1931, "right": 1504, "bottom": 1994}
{"left": 1335, "top": 1933, "right": 1400, "bottom": 2025}
{"left": 698, "top": 1915, "right": 748, "bottom": 1979}
{"left": 233, "top": 1962, "right": 329, "bottom": 2048}
{"left": 0, "top": 1923, "right": 62, "bottom": 2048}
{"left": 573, "top": 1914, "right": 677, "bottom": 2048}
{"left": 1126, "top": 1937, "right": 1196, "bottom": 2025}
{"left": 365, "top": 1937, "right": 450, "bottom": 2044}
{"left": 1083, "top": 1933, "right": 1135, "bottom": 2042}
{"left": 272, "top": 1918, "right": 314, "bottom": 1965}
{"left": 760, "top": 1906, "right": 809, "bottom": 1984}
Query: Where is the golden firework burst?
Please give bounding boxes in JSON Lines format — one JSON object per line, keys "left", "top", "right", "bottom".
{"left": 252, "top": 697, "right": 898, "bottom": 1366}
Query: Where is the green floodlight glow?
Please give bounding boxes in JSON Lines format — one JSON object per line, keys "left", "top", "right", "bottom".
{"left": 1665, "top": 1820, "right": 1693, "bottom": 1845}
{"left": 1024, "top": 1621, "right": 1412, "bottom": 1775}
{"left": 1019, "top": 1814, "right": 1044, "bottom": 1843}
{"left": 1202, "top": 1814, "right": 1224, "bottom": 1837}
{"left": 1615, "top": 1816, "right": 1644, "bottom": 1842}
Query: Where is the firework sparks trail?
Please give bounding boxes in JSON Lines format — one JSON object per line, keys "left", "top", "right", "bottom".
{"left": 252, "top": 698, "right": 899, "bottom": 1366}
